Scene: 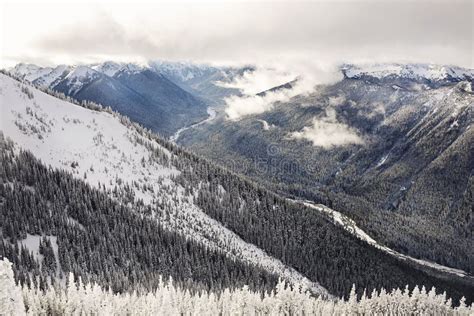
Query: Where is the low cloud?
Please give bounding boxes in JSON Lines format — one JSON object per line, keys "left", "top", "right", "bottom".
{"left": 328, "top": 95, "right": 346, "bottom": 107}
{"left": 224, "top": 80, "right": 303, "bottom": 120}
{"left": 289, "top": 107, "right": 364, "bottom": 148}
{"left": 217, "top": 67, "right": 296, "bottom": 95}
{"left": 3, "top": 1, "right": 471, "bottom": 69}
{"left": 224, "top": 64, "right": 342, "bottom": 120}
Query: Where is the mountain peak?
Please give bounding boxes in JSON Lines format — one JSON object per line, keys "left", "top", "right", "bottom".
{"left": 91, "top": 61, "right": 146, "bottom": 77}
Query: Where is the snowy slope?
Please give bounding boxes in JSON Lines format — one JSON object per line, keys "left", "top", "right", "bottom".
{"left": 8, "top": 62, "right": 211, "bottom": 137}
{"left": 0, "top": 73, "right": 329, "bottom": 296}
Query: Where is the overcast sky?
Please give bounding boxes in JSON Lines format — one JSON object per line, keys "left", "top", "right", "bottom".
{"left": 1, "top": 0, "right": 472, "bottom": 69}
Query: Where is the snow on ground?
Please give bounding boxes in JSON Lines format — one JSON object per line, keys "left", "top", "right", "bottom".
{"left": 18, "top": 234, "right": 60, "bottom": 276}
{"left": 0, "top": 73, "right": 178, "bottom": 204}
{"left": 296, "top": 200, "right": 471, "bottom": 279}
{"left": 0, "top": 74, "right": 328, "bottom": 295}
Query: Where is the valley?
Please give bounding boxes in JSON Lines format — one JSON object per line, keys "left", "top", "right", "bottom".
{"left": 1, "top": 71, "right": 473, "bottom": 307}
{"left": 178, "top": 65, "right": 474, "bottom": 277}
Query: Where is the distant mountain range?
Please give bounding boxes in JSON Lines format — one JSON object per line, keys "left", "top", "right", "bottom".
{"left": 9, "top": 61, "right": 249, "bottom": 137}
{"left": 342, "top": 63, "right": 474, "bottom": 88}
{"left": 148, "top": 60, "right": 249, "bottom": 104}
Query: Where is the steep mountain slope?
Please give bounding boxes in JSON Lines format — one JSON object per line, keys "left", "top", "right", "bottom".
{"left": 2, "top": 73, "right": 473, "bottom": 302}
{"left": 0, "top": 72, "right": 323, "bottom": 294}
{"left": 179, "top": 64, "right": 474, "bottom": 275}
{"left": 10, "top": 63, "right": 209, "bottom": 137}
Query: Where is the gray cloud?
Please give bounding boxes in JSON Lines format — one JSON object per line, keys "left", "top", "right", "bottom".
{"left": 20, "top": 0, "right": 473, "bottom": 68}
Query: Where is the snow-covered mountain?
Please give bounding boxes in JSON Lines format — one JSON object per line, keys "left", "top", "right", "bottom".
{"left": 9, "top": 62, "right": 209, "bottom": 137}
{"left": 342, "top": 63, "right": 474, "bottom": 85}
{"left": 10, "top": 61, "right": 247, "bottom": 104}
{"left": 10, "top": 63, "right": 69, "bottom": 89}
{"left": 90, "top": 61, "right": 145, "bottom": 77}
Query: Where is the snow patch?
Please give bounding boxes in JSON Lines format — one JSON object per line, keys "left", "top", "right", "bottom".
{"left": 376, "top": 154, "right": 389, "bottom": 167}
{"left": 297, "top": 200, "right": 471, "bottom": 278}
{"left": 18, "top": 234, "right": 60, "bottom": 276}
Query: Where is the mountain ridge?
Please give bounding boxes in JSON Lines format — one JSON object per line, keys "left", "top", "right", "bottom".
{"left": 9, "top": 62, "right": 210, "bottom": 137}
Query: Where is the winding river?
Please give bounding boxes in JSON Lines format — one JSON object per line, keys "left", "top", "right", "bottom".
{"left": 170, "top": 107, "right": 217, "bottom": 143}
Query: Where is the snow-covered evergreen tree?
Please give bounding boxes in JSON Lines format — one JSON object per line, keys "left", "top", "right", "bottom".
{"left": 0, "top": 258, "right": 471, "bottom": 315}
{"left": 0, "top": 258, "right": 25, "bottom": 315}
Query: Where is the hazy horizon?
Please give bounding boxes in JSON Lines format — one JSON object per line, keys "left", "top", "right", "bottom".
{"left": 1, "top": 0, "right": 472, "bottom": 71}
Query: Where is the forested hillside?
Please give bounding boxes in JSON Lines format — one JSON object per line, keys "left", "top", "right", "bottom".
{"left": 0, "top": 137, "right": 277, "bottom": 293}
{"left": 0, "top": 72, "right": 473, "bottom": 308}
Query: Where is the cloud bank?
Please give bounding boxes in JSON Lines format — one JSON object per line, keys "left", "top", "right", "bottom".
{"left": 1, "top": 0, "right": 472, "bottom": 68}
{"left": 2, "top": 0, "right": 471, "bottom": 122}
